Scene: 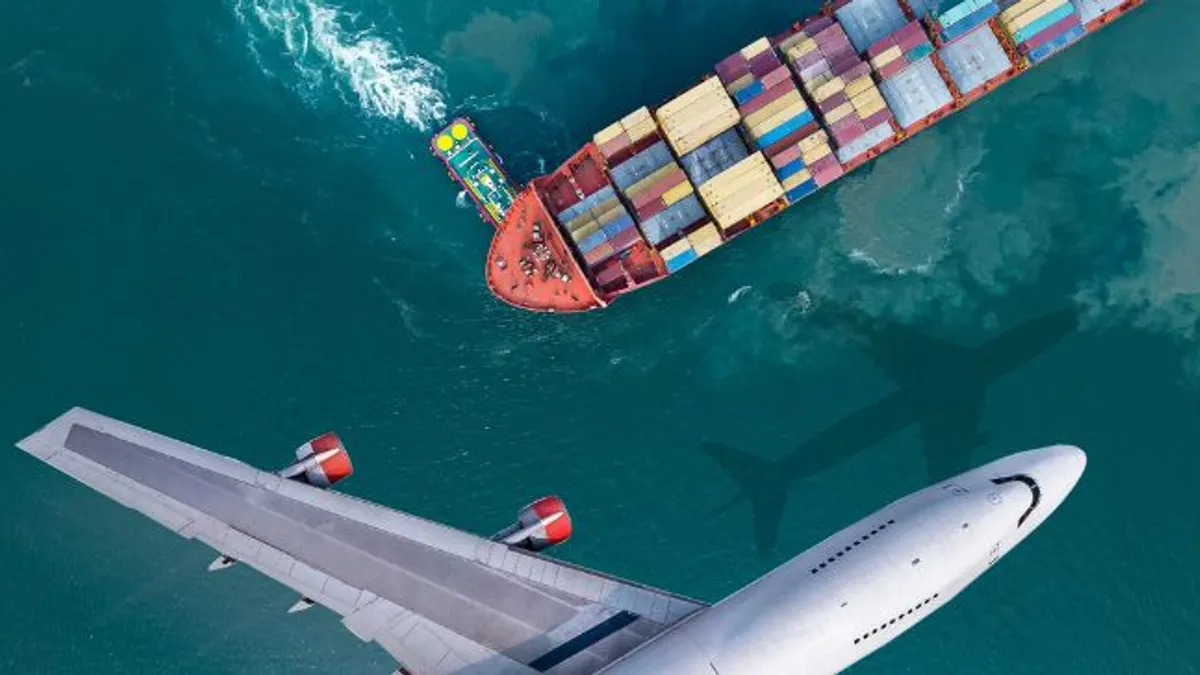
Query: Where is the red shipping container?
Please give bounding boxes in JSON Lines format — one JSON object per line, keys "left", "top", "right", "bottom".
{"left": 633, "top": 168, "right": 686, "bottom": 209}
{"left": 593, "top": 258, "right": 625, "bottom": 285}
{"left": 599, "top": 132, "right": 633, "bottom": 160}
{"left": 741, "top": 80, "right": 796, "bottom": 116}
{"left": 898, "top": 29, "right": 929, "bottom": 52}
{"left": 609, "top": 225, "right": 641, "bottom": 252}
{"left": 636, "top": 196, "right": 667, "bottom": 221}
{"left": 759, "top": 65, "right": 793, "bottom": 90}
{"left": 877, "top": 58, "right": 909, "bottom": 81}
{"left": 770, "top": 142, "right": 805, "bottom": 169}
{"left": 584, "top": 241, "right": 615, "bottom": 266}
{"left": 764, "top": 121, "right": 821, "bottom": 161}
{"left": 842, "top": 61, "right": 873, "bottom": 83}
{"left": 867, "top": 35, "right": 898, "bottom": 59}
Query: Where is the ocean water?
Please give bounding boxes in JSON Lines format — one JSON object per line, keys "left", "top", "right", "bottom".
{"left": 1, "top": 0, "right": 1199, "bottom": 673}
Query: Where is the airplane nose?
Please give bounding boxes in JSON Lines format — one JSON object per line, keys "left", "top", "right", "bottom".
{"left": 1028, "top": 444, "right": 1087, "bottom": 509}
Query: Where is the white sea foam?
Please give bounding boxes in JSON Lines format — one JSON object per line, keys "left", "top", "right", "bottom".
{"left": 234, "top": 0, "right": 447, "bottom": 131}
{"left": 728, "top": 285, "right": 753, "bottom": 304}
{"left": 455, "top": 190, "right": 471, "bottom": 209}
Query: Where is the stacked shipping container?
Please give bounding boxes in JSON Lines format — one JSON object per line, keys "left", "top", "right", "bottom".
{"left": 868, "top": 21, "right": 935, "bottom": 80}
{"left": 554, "top": 185, "right": 641, "bottom": 272}
{"left": 938, "top": 20, "right": 1014, "bottom": 95}
{"left": 778, "top": 18, "right": 896, "bottom": 166}
{"left": 834, "top": 0, "right": 910, "bottom": 54}
{"left": 696, "top": 152, "right": 785, "bottom": 234}
{"left": 597, "top": 107, "right": 714, "bottom": 274}
{"left": 927, "top": 0, "right": 1001, "bottom": 43}
{"left": 715, "top": 38, "right": 823, "bottom": 204}
{"left": 1070, "top": 0, "right": 1127, "bottom": 24}
{"left": 999, "top": 0, "right": 1086, "bottom": 64}
{"left": 869, "top": 21, "right": 954, "bottom": 130}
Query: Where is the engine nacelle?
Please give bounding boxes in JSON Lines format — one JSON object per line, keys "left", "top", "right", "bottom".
{"left": 280, "top": 432, "right": 353, "bottom": 488}
{"left": 492, "top": 496, "right": 572, "bottom": 551}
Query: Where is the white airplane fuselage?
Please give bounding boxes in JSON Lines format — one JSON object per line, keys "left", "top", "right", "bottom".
{"left": 603, "top": 445, "right": 1086, "bottom": 674}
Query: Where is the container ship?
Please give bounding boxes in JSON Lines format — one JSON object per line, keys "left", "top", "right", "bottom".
{"left": 432, "top": 0, "right": 1144, "bottom": 313}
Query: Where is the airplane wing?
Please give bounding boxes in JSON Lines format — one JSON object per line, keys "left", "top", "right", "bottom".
{"left": 15, "top": 408, "right": 706, "bottom": 675}
{"left": 917, "top": 393, "right": 988, "bottom": 483}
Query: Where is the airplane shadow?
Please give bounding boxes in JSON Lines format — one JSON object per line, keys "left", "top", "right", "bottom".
{"left": 704, "top": 303, "right": 1079, "bottom": 555}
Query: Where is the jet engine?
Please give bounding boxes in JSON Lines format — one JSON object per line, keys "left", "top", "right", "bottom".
{"left": 492, "top": 496, "right": 572, "bottom": 551}
{"left": 279, "top": 432, "right": 353, "bottom": 488}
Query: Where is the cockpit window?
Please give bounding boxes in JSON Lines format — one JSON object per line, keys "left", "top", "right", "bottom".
{"left": 990, "top": 474, "right": 1040, "bottom": 526}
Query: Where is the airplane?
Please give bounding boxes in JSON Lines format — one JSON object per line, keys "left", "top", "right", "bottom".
{"left": 706, "top": 306, "right": 1078, "bottom": 554}
{"left": 17, "top": 407, "right": 1084, "bottom": 674}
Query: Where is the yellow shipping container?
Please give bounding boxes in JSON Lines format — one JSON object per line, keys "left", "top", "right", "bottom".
{"left": 593, "top": 200, "right": 625, "bottom": 226}
{"left": 845, "top": 76, "right": 875, "bottom": 98}
{"left": 1008, "top": 0, "right": 1068, "bottom": 31}
{"left": 813, "top": 77, "right": 846, "bottom": 102}
{"left": 661, "top": 180, "right": 695, "bottom": 207}
{"left": 666, "top": 109, "right": 742, "bottom": 155}
{"left": 712, "top": 180, "right": 784, "bottom": 229}
{"left": 687, "top": 223, "right": 723, "bottom": 256}
{"left": 743, "top": 90, "right": 802, "bottom": 128}
{"left": 797, "top": 129, "right": 829, "bottom": 153}
{"left": 781, "top": 169, "right": 813, "bottom": 191}
{"left": 801, "top": 142, "right": 831, "bottom": 164}
{"left": 826, "top": 101, "right": 856, "bottom": 124}
{"left": 870, "top": 45, "right": 904, "bottom": 70}
{"left": 620, "top": 106, "right": 652, "bottom": 130}
{"left": 571, "top": 219, "right": 601, "bottom": 240}
{"left": 624, "top": 116, "right": 658, "bottom": 143}
{"left": 594, "top": 121, "right": 625, "bottom": 146}
{"left": 1001, "top": 0, "right": 1049, "bottom": 24}
{"left": 789, "top": 37, "right": 819, "bottom": 58}
{"left": 660, "top": 237, "right": 693, "bottom": 260}
{"left": 627, "top": 164, "right": 678, "bottom": 197}
{"left": 727, "top": 73, "right": 757, "bottom": 96}
{"left": 741, "top": 37, "right": 772, "bottom": 59}
{"left": 750, "top": 100, "right": 809, "bottom": 136}
{"left": 657, "top": 78, "right": 729, "bottom": 120}
{"left": 856, "top": 95, "right": 888, "bottom": 118}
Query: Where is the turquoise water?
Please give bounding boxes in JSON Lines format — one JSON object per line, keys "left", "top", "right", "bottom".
{"left": 2, "top": 0, "right": 1199, "bottom": 672}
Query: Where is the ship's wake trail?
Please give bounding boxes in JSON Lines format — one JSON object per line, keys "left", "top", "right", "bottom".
{"left": 233, "top": 0, "right": 447, "bottom": 130}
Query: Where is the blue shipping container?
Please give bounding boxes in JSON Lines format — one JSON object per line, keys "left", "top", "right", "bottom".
{"left": 1016, "top": 4, "right": 1077, "bottom": 43}
{"left": 776, "top": 157, "right": 809, "bottom": 181}
{"left": 1028, "top": 23, "right": 1085, "bottom": 63}
{"left": 785, "top": 180, "right": 818, "bottom": 204}
{"left": 942, "top": 5, "right": 997, "bottom": 43}
{"left": 578, "top": 229, "right": 608, "bottom": 253}
{"left": 640, "top": 194, "right": 706, "bottom": 245}
{"left": 734, "top": 80, "right": 766, "bottom": 105}
{"left": 602, "top": 215, "right": 634, "bottom": 238}
{"left": 665, "top": 246, "right": 699, "bottom": 273}
{"left": 756, "top": 109, "right": 815, "bottom": 148}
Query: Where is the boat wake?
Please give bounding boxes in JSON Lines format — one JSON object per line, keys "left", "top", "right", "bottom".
{"left": 233, "top": 0, "right": 447, "bottom": 131}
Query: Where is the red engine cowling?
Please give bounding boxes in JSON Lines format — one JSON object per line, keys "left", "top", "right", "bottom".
{"left": 495, "top": 496, "right": 572, "bottom": 551}
{"left": 284, "top": 432, "right": 353, "bottom": 488}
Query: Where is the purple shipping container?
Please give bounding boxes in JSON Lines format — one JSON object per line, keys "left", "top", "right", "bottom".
{"left": 832, "top": 116, "right": 867, "bottom": 144}
{"left": 805, "top": 16, "right": 836, "bottom": 33}
{"left": 716, "top": 54, "right": 747, "bottom": 82}
{"left": 1020, "top": 14, "right": 1082, "bottom": 53}
{"left": 748, "top": 49, "right": 782, "bottom": 77}
{"left": 819, "top": 91, "right": 851, "bottom": 113}
{"left": 862, "top": 108, "right": 894, "bottom": 130}
{"left": 842, "top": 62, "right": 873, "bottom": 82}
